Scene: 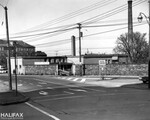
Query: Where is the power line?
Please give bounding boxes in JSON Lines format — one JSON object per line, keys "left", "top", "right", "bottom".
{"left": 81, "top": 0, "right": 146, "bottom": 25}
{"left": 35, "top": 22, "right": 147, "bottom": 47}
{"left": 18, "top": 0, "right": 116, "bottom": 33}
{"left": 8, "top": 27, "right": 77, "bottom": 39}
{"left": 9, "top": 0, "right": 145, "bottom": 41}
{"left": 82, "top": 21, "right": 139, "bottom": 28}
{"left": 10, "top": 23, "right": 77, "bottom": 37}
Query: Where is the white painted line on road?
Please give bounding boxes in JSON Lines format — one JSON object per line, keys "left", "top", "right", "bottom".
{"left": 73, "top": 78, "right": 79, "bottom": 81}
{"left": 83, "top": 87, "right": 106, "bottom": 92}
{"left": 18, "top": 84, "right": 23, "bottom": 87}
{"left": 39, "top": 91, "right": 48, "bottom": 95}
{"left": 36, "top": 95, "right": 86, "bottom": 102}
{"left": 34, "top": 78, "right": 77, "bottom": 88}
{"left": 47, "top": 87, "right": 54, "bottom": 89}
{"left": 37, "top": 84, "right": 42, "bottom": 87}
{"left": 32, "top": 93, "right": 73, "bottom": 100}
{"left": 69, "top": 88, "right": 87, "bottom": 92}
{"left": 63, "top": 91, "right": 74, "bottom": 95}
{"left": 67, "top": 78, "right": 72, "bottom": 80}
{"left": 38, "top": 82, "right": 47, "bottom": 84}
{"left": 25, "top": 102, "right": 60, "bottom": 120}
{"left": 80, "top": 78, "right": 86, "bottom": 83}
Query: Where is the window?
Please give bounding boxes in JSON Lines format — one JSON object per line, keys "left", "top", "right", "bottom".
{"left": 51, "top": 59, "right": 54, "bottom": 63}
{"left": 56, "top": 59, "right": 59, "bottom": 63}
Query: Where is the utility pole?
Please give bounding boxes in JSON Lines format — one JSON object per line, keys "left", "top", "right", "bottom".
{"left": 13, "top": 41, "right": 18, "bottom": 95}
{"left": 4, "top": 6, "right": 12, "bottom": 91}
{"left": 77, "top": 23, "right": 82, "bottom": 76}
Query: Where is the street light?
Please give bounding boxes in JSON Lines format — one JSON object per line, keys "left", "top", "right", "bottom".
{"left": 0, "top": 4, "right": 12, "bottom": 90}
{"left": 137, "top": 0, "right": 150, "bottom": 89}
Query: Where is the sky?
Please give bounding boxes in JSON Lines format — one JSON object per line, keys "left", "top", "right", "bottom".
{"left": 0, "top": 0, "right": 148, "bottom": 56}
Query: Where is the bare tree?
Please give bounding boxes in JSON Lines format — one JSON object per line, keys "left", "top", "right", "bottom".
{"left": 113, "top": 32, "right": 148, "bottom": 63}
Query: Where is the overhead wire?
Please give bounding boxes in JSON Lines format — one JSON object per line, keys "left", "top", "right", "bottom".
{"left": 35, "top": 22, "right": 147, "bottom": 48}
{"left": 3, "top": 0, "right": 145, "bottom": 51}
{"left": 8, "top": 0, "right": 145, "bottom": 42}
{"left": 81, "top": 0, "right": 147, "bottom": 25}
{"left": 15, "top": 0, "right": 117, "bottom": 34}
{"left": 10, "top": 23, "right": 77, "bottom": 37}
{"left": 23, "top": 27, "right": 76, "bottom": 42}
{"left": 9, "top": 26, "right": 77, "bottom": 40}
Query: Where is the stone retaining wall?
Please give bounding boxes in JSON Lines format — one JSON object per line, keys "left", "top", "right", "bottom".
{"left": 82, "top": 64, "right": 148, "bottom": 76}
{"left": 25, "top": 65, "right": 57, "bottom": 75}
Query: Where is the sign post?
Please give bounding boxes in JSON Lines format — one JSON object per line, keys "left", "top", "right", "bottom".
{"left": 99, "top": 60, "right": 106, "bottom": 80}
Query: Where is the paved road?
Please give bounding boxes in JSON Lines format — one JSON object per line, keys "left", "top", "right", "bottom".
{"left": 0, "top": 75, "right": 150, "bottom": 120}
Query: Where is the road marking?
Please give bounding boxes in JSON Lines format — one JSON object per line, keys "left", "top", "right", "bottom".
{"left": 80, "top": 78, "right": 86, "bottom": 83}
{"left": 83, "top": 87, "right": 106, "bottom": 92}
{"left": 18, "top": 84, "right": 23, "bottom": 87}
{"left": 67, "top": 78, "right": 72, "bottom": 80}
{"left": 34, "top": 78, "right": 77, "bottom": 87}
{"left": 25, "top": 102, "right": 60, "bottom": 120}
{"left": 73, "top": 78, "right": 79, "bottom": 81}
{"left": 39, "top": 91, "right": 48, "bottom": 95}
{"left": 47, "top": 87, "right": 54, "bottom": 89}
{"left": 38, "top": 82, "right": 47, "bottom": 84}
{"left": 32, "top": 93, "right": 74, "bottom": 100}
{"left": 69, "top": 88, "right": 87, "bottom": 92}
{"left": 63, "top": 91, "right": 74, "bottom": 95}
{"left": 37, "top": 84, "right": 42, "bottom": 87}
{"left": 36, "top": 95, "right": 86, "bottom": 102}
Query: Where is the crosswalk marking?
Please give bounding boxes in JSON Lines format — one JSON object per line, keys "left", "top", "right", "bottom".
{"left": 73, "top": 78, "right": 79, "bottom": 81}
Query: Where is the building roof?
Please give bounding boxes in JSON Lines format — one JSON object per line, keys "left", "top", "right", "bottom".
{"left": 83, "top": 54, "right": 128, "bottom": 58}
{"left": 0, "top": 39, "right": 35, "bottom": 48}
{"left": 11, "top": 55, "right": 67, "bottom": 59}
{"left": 10, "top": 40, "right": 35, "bottom": 48}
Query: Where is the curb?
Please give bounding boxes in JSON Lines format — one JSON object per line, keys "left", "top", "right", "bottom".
{"left": 0, "top": 90, "right": 30, "bottom": 105}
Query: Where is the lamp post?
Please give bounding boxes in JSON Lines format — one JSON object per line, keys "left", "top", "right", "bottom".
{"left": 137, "top": 0, "right": 150, "bottom": 89}
{"left": 0, "top": 4, "right": 12, "bottom": 90}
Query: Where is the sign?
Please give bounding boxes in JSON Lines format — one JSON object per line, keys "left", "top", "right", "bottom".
{"left": 112, "top": 56, "right": 118, "bottom": 60}
{"left": 99, "top": 60, "right": 106, "bottom": 66}
{"left": 34, "top": 62, "right": 49, "bottom": 65}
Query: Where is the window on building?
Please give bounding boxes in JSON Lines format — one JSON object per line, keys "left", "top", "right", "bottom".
{"left": 51, "top": 59, "right": 54, "bottom": 63}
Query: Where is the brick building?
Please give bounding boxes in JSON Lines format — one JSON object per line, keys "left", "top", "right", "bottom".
{"left": 0, "top": 39, "right": 35, "bottom": 57}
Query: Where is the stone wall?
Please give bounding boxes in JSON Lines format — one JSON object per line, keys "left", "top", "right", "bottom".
{"left": 25, "top": 65, "right": 57, "bottom": 75}
{"left": 82, "top": 64, "right": 148, "bottom": 76}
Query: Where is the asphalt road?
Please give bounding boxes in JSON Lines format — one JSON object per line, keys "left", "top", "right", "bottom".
{"left": 0, "top": 75, "right": 150, "bottom": 120}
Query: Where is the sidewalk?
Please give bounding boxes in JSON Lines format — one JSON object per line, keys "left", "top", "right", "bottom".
{"left": 56, "top": 75, "right": 142, "bottom": 87}
{"left": 0, "top": 80, "right": 29, "bottom": 105}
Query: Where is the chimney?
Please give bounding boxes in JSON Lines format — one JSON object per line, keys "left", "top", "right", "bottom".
{"left": 128, "top": 0, "right": 133, "bottom": 42}
{"left": 71, "top": 35, "right": 76, "bottom": 56}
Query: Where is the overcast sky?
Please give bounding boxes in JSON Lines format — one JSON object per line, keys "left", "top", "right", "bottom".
{"left": 0, "top": 0, "right": 148, "bottom": 56}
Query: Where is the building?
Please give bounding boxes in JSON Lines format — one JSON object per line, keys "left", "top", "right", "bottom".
{"left": 0, "top": 40, "right": 35, "bottom": 57}
{"left": 10, "top": 56, "right": 72, "bottom": 75}
{"left": 83, "top": 54, "right": 129, "bottom": 65}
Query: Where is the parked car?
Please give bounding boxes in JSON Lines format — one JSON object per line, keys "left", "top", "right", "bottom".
{"left": 139, "top": 76, "right": 148, "bottom": 83}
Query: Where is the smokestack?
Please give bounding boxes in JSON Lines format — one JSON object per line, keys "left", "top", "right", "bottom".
{"left": 71, "top": 35, "right": 76, "bottom": 56}
{"left": 128, "top": 0, "right": 133, "bottom": 62}
{"left": 128, "top": 0, "right": 133, "bottom": 42}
